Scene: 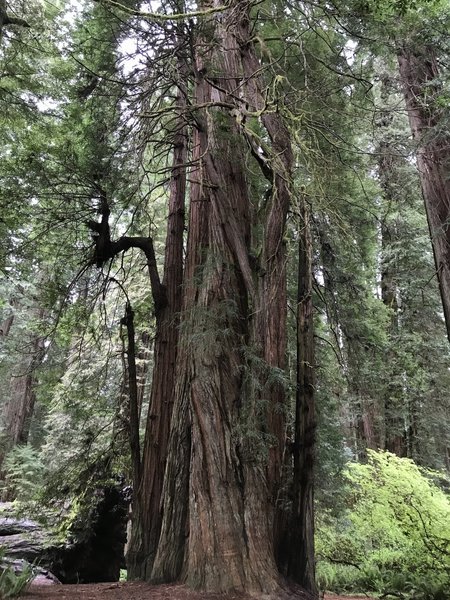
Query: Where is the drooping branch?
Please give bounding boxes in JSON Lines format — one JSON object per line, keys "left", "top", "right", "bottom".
{"left": 86, "top": 191, "right": 166, "bottom": 313}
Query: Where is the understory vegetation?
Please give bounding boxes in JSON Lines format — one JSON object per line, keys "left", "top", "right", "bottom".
{"left": 316, "top": 452, "right": 450, "bottom": 598}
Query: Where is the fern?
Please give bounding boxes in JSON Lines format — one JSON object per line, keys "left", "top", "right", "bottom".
{"left": 0, "top": 551, "right": 33, "bottom": 599}
{"left": 2, "top": 445, "right": 45, "bottom": 501}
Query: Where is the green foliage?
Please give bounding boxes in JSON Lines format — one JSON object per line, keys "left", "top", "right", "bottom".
{"left": 316, "top": 451, "right": 450, "bottom": 598}
{"left": 1, "top": 445, "right": 45, "bottom": 502}
{"left": 119, "top": 569, "right": 127, "bottom": 582}
{"left": 0, "top": 550, "right": 33, "bottom": 599}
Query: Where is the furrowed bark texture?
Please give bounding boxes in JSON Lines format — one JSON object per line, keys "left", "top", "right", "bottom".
{"left": 398, "top": 47, "right": 450, "bottom": 345}
{"left": 151, "top": 87, "right": 209, "bottom": 582}
{"left": 127, "top": 102, "right": 187, "bottom": 579}
{"left": 237, "top": 6, "right": 292, "bottom": 562}
{"left": 151, "top": 1, "right": 293, "bottom": 595}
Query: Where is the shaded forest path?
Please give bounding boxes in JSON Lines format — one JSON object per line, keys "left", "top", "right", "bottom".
{"left": 25, "top": 582, "right": 248, "bottom": 599}
{"left": 24, "top": 582, "right": 374, "bottom": 600}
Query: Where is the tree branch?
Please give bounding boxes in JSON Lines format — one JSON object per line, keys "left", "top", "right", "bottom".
{"left": 0, "top": 1, "right": 30, "bottom": 34}
{"left": 112, "top": 236, "right": 166, "bottom": 312}
{"left": 86, "top": 192, "right": 165, "bottom": 313}
{"left": 96, "top": 0, "right": 229, "bottom": 23}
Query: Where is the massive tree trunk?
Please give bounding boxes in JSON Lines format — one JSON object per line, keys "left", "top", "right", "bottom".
{"left": 151, "top": 1, "right": 293, "bottom": 595}
{"left": 151, "top": 58, "right": 210, "bottom": 584}
{"left": 398, "top": 47, "right": 450, "bottom": 344}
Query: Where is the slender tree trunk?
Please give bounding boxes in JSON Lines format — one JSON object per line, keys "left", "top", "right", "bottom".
{"left": 0, "top": 308, "right": 45, "bottom": 480}
{"left": 126, "top": 91, "right": 187, "bottom": 578}
{"left": 3, "top": 348, "right": 40, "bottom": 444}
{"left": 112, "top": 330, "right": 152, "bottom": 460}
{"left": 151, "top": 49, "right": 209, "bottom": 580}
{"left": 378, "top": 141, "right": 406, "bottom": 457}
{"left": 285, "top": 200, "right": 317, "bottom": 596}
{"left": 122, "top": 302, "right": 141, "bottom": 488}
{"left": 354, "top": 393, "right": 378, "bottom": 459}
{"left": 398, "top": 47, "right": 450, "bottom": 345}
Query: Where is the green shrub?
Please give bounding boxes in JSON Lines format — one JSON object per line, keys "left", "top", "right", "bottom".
{"left": 316, "top": 450, "right": 450, "bottom": 598}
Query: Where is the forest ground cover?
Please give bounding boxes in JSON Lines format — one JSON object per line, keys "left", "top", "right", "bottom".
{"left": 24, "top": 582, "right": 373, "bottom": 600}
{"left": 24, "top": 582, "right": 251, "bottom": 600}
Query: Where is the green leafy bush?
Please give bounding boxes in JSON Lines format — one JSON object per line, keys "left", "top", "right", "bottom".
{"left": 316, "top": 450, "right": 450, "bottom": 598}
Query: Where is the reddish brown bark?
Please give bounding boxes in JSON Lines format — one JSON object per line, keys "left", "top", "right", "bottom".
{"left": 398, "top": 47, "right": 450, "bottom": 345}
{"left": 151, "top": 1, "right": 293, "bottom": 595}
{"left": 150, "top": 70, "right": 209, "bottom": 584}
{"left": 126, "top": 97, "right": 187, "bottom": 579}
{"left": 237, "top": 10, "right": 293, "bottom": 559}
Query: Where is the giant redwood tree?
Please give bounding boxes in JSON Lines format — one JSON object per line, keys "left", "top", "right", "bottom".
{"left": 125, "top": 0, "right": 305, "bottom": 596}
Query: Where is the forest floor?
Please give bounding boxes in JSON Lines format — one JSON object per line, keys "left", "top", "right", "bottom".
{"left": 23, "top": 581, "right": 375, "bottom": 600}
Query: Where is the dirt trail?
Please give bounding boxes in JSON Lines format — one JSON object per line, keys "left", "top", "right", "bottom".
{"left": 24, "top": 582, "right": 247, "bottom": 599}
{"left": 24, "top": 582, "right": 374, "bottom": 600}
